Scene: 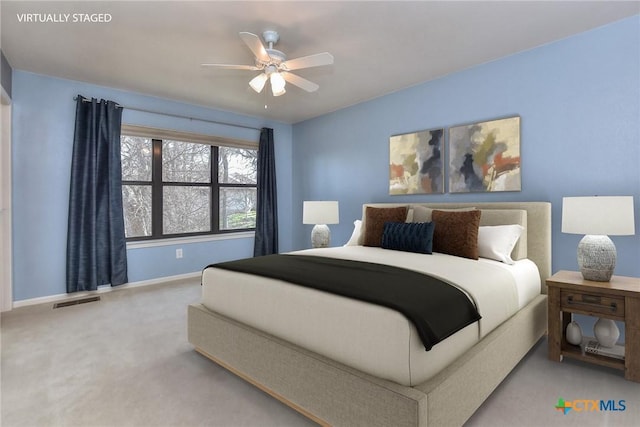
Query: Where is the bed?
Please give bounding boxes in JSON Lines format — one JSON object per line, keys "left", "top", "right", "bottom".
{"left": 188, "top": 202, "right": 551, "bottom": 426}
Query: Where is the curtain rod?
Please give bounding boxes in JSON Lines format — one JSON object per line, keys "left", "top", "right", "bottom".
{"left": 73, "top": 96, "right": 262, "bottom": 132}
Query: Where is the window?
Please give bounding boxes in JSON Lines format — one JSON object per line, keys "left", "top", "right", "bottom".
{"left": 120, "top": 125, "right": 257, "bottom": 240}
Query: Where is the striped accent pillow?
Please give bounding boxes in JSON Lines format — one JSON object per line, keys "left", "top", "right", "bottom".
{"left": 381, "top": 222, "right": 435, "bottom": 254}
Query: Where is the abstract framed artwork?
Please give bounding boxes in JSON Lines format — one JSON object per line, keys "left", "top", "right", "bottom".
{"left": 448, "top": 116, "right": 521, "bottom": 193}
{"left": 389, "top": 128, "right": 444, "bottom": 195}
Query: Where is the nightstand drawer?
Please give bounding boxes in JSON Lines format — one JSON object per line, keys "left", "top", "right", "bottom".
{"left": 561, "top": 291, "right": 624, "bottom": 317}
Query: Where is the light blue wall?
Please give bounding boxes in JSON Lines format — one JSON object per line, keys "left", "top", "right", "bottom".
{"left": 12, "top": 71, "right": 293, "bottom": 301}
{"left": 292, "top": 16, "right": 640, "bottom": 280}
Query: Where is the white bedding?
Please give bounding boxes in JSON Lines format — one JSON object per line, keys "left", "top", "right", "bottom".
{"left": 201, "top": 246, "right": 540, "bottom": 386}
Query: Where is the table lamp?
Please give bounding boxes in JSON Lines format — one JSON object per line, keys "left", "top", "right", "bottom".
{"left": 303, "top": 201, "right": 339, "bottom": 248}
{"left": 561, "top": 196, "right": 635, "bottom": 281}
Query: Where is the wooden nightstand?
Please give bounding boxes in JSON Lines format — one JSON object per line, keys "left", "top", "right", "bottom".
{"left": 547, "top": 270, "right": 640, "bottom": 382}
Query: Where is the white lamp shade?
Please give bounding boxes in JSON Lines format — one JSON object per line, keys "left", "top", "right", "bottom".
{"left": 303, "top": 201, "right": 339, "bottom": 225}
{"left": 270, "top": 72, "right": 286, "bottom": 96}
{"left": 249, "top": 73, "right": 268, "bottom": 93}
{"left": 562, "top": 196, "right": 635, "bottom": 236}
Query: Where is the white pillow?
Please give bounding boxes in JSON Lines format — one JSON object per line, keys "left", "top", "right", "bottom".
{"left": 477, "top": 225, "right": 524, "bottom": 264}
{"left": 344, "top": 220, "right": 362, "bottom": 246}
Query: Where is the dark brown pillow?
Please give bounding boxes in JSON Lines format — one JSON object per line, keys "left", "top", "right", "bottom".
{"left": 363, "top": 206, "right": 408, "bottom": 247}
{"left": 432, "top": 210, "right": 482, "bottom": 259}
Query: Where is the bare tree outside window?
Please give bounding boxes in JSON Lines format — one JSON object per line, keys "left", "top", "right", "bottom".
{"left": 120, "top": 132, "right": 257, "bottom": 240}
{"left": 163, "top": 140, "right": 211, "bottom": 183}
{"left": 219, "top": 147, "right": 257, "bottom": 230}
{"left": 220, "top": 187, "right": 257, "bottom": 229}
{"left": 121, "top": 136, "right": 152, "bottom": 237}
{"left": 163, "top": 186, "right": 210, "bottom": 234}
{"left": 122, "top": 185, "right": 152, "bottom": 237}
{"left": 162, "top": 140, "right": 211, "bottom": 235}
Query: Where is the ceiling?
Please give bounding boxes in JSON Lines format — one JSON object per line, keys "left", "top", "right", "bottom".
{"left": 1, "top": 1, "right": 638, "bottom": 124}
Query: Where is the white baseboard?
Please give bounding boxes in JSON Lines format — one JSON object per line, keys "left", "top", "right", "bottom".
{"left": 12, "top": 271, "right": 201, "bottom": 309}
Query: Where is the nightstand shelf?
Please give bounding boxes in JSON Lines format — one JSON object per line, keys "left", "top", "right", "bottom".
{"left": 560, "top": 342, "right": 625, "bottom": 370}
{"left": 547, "top": 270, "right": 640, "bottom": 382}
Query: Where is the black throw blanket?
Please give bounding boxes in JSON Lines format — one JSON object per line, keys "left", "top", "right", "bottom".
{"left": 208, "top": 254, "right": 481, "bottom": 351}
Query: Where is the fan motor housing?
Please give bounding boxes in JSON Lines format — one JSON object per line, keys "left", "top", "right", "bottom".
{"left": 262, "top": 30, "right": 280, "bottom": 45}
{"left": 265, "top": 49, "right": 286, "bottom": 64}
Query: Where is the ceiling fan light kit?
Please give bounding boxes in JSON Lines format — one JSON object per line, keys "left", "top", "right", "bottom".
{"left": 249, "top": 73, "right": 268, "bottom": 93}
{"left": 202, "top": 30, "right": 333, "bottom": 97}
{"left": 270, "top": 72, "right": 286, "bottom": 96}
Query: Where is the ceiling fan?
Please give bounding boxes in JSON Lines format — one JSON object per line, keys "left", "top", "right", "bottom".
{"left": 202, "top": 31, "right": 334, "bottom": 97}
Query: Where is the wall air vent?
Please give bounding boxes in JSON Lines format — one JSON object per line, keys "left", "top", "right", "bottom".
{"left": 53, "top": 296, "right": 101, "bottom": 309}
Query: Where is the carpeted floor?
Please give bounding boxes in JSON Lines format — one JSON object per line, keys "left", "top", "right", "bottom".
{"left": 1, "top": 280, "right": 638, "bottom": 427}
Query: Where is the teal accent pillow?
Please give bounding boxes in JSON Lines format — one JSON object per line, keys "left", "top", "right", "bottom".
{"left": 381, "top": 222, "right": 434, "bottom": 254}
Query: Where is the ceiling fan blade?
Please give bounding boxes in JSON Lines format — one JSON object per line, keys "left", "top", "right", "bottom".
{"left": 239, "top": 32, "right": 271, "bottom": 63}
{"left": 281, "top": 72, "right": 319, "bottom": 92}
{"left": 201, "top": 63, "right": 261, "bottom": 70}
{"left": 281, "top": 52, "right": 334, "bottom": 71}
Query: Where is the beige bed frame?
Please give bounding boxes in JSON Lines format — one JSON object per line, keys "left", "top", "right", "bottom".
{"left": 188, "top": 202, "right": 551, "bottom": 426}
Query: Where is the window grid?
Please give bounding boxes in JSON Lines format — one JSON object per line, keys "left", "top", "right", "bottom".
{"left": 121, "top": 135, "right": 257, "bottom": 241}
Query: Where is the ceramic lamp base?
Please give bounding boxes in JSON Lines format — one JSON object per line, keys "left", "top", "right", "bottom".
{"left": 311, "top": 224, "right": 330, "bottom": 248}
{"left": 578, "top": 235, "right": 616, "bottom": 282}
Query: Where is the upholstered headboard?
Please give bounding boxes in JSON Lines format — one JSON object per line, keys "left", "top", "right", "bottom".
{"left": 360, "top": 202, "right": 552, "bottom": 290}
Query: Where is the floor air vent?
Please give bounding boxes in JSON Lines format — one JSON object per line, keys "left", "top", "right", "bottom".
{"left": 53, "top": 296, "right": 101, "bottom": 309}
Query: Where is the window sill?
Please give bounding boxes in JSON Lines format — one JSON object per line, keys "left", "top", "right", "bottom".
{"left": 126, "top": 231, "right": 255, "bottom": 249}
